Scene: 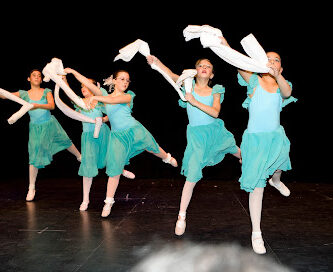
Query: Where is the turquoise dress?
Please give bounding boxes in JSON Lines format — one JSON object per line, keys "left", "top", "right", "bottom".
{"left": 19, "top": 88, "right": 72, "bottom": 169}
{"left": 178, "top": 82, "right": 238, "bottom": 183}
{"left": 101, "top": 88, "right": 160, "bottom": 177}
{"left": 237, "top": 73, "right": 297, "bottom": 192}
{"left": 75, "top": 102, "right": 110, "bottom": 178}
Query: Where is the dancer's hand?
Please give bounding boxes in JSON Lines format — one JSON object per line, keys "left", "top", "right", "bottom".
{"left": 219, "top": 36, "right": 230, "bottom": 47}
{"left": 146, "top": 55, "right": 158, "bottom": 66}
{"left": 185, "top": 93, "right": 197, "bottom": 106}
{"left": 64, "top": 68, "right": 76, "bottom": 75}
{"left": 267, "top": 63, "right": 283, "bottom": 78}
{"left": 87, "top": 96, "right": 96, "bottom": 110}
{"left": 31, "top": 103, "right": 39, "bottom": 109}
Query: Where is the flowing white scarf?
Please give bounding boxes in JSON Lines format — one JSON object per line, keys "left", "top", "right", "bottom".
{"left": 114, "top": 39, "right": 197, "bottom": 100}
{"left": 43, "top": 58, "right": 102, "bottom": 138}
{"left": 0, "top": 88, "right": 34, "bottom": 124}
{"left": 183, "top": 25, "right": 270, "bottom": 73}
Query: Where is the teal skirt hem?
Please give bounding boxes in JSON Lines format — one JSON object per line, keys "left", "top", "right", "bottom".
{"left": 181, "top": 119, "right": 238, "bottom": 183}
{"left": 78, "top": 124, "right": 110, "bottom": 177}
{"left": 28, "top": 115, "right": 72, "bottom": 169}
{"left": 105, "top": 120, "right": 160, "bottom": 177}
{"left": 239, "top": 125, "right": 292, "bottom": 192}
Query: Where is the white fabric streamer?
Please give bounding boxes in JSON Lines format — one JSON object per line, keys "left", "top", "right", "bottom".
{"left": 183, "top": 25, "right": 270, "bottom": 73}
{"left": 0, "top": 88, "right": 34, "bottom": 124}
{"left": 42, "top": 58, "right": 88, "bottom": 109}
{"left": 176, "top": 69, "right": 197, "bottom": 93}
{"left": 54, "top": 83, "right": 102, "bottom": 138}
{"left": 114, "top": 39, "right": 195, "bottom": 101}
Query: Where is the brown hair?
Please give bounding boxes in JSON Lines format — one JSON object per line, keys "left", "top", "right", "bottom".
{"left": 29, "top": 69, "right": 42, "bottom": 77}
{"left": 113, "top": 69, "right": 130, "bottom": 79}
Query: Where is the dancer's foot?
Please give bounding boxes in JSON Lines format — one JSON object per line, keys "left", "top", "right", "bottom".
{"left": 268, "top": 179, "right": 290, "bottom": 197}
{"left": 26, "top": 189, "right": 35, "bottom": 201}
{"left": 251, "top": 232, "right": 266, "bottom": 254}
{"left": 101, "top": 199, "right": 115, "bottom": 218}
{"left": 122, "top": 170, "right": 135, "bottom": 179}
{"left": 175, "top": 214, "right": 186, "bottom": 236}
{"left": 79, "top": 201, "right": 89, "bottom": 211}
{"left": 77, "top": 155, "right": 82, "bottom": 162}
{"left": 163, "top": 153, "right": 178, "bottom": 167}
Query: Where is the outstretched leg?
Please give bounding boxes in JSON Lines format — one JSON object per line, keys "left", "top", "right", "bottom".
{"left": 249, "top": 187, "right": 266, "bottom": 254}
{"left": 146, "top": 147, "right": 177, "bottom": 167}
{"left": 101, "top": 174, "right": 121, "bottom": 217}
{"left": 175, "top": 181, "right": 197, "bottom": 236}
{"left": 268, "top": 169, "right": 290, "bottom": 196}
{"left": 26, "top": 165, "right": 38, "bottom": 201}
{"left": 67, "top": 144, "right": 82, "bottom": 162}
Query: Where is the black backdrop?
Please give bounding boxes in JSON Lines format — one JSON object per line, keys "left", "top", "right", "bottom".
{"left": 0, "top": 4, "right": 330, "bottom": 183}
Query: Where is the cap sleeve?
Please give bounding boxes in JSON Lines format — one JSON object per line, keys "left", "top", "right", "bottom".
{"left": 126, "top": 90, "right": 136, "bottom": 110}
{"left": 277, "top": 80, "right": 298, "bottom": 109}
{"left": 212, "top": 84, "right": 225, "bottom": 104}
{"left": 237, "top": 73, "right": 259, "bottom": 109}
{"left": 178, "top": 86, "right": 187, "bottom": 108}
{"left": 18, "top": 90, "right": 29, "bottom": 102}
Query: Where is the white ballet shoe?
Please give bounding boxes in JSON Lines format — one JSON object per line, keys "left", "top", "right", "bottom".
{"left": 251, "top": 235, "right": 266, "bottom": 254}
{"left": 268, "top": 179, "right": 290, "bottom": 197}
{"left": 175, "top": 215, "right": 186, "bottom": 236}
{"left": 101, "top": 199, "right": 115, "bottom": 218}
{"left": 122, "top": 170, "right": 135, "bottom": 179}
{"left": 162, "top": 153, "right": 178, "bottom": 167}
{"left": 26, "top": 189, "right": 35, "bottom": 201}
{"left": 79, "top": 201, "right": 89, "bottom": 211}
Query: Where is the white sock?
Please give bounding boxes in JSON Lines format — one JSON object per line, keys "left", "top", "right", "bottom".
{"left": 178, "top": 211, "right": 186, "bottom": 220}
{"left": 104, "top": 197, "right": 115, "bottom": 204}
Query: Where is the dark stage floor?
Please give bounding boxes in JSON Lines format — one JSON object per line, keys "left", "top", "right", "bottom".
{"left": 0, "top": 176, "right": 332, "bottom": 272}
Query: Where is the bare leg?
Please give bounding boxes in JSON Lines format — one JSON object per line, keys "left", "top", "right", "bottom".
{"left": 249, "top": 187, "right": 266, "bottom": 254}
{"left": 101, "top": 175, "right": 121, "bottom": 217}
{"left": 175, "top": 181, "right": 197, "bottom": 236}
{"left": 80, "top": 177, "right": 93, "bottom": 211}
{"left": 26, "top": 165, "right": 38, "bottom": 201}
{"left": 67, "top": 144, "right": 81, "bottom": 161}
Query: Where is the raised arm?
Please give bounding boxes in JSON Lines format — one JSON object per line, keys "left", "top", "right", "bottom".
{"left": 219, "top": 36, "right": 253, "bottom": 83}
{"left": 146, "top": 55, "right": 180, "bottom": 82}
{"left": 89, "top": 93, "right": 132, "bottom": 106}
{"left": 0, "top": 91, "right": 20, "bottom": 99}
{"left": 269, "top": 67, "right": 292, "bottom": 98}
{"left": 64, "top": 68, "right": 103, "bottom": 96}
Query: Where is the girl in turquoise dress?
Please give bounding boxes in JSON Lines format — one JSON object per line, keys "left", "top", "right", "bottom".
{"left": 220, "top": 36, "right": 297, "bottom": 254}
{"left": 146, "top": 56, "right": 241, "bottom": 236}
{"left": 62, "top": 71, "right": 135, "bottom": 212}
{"left": 0, "top": 69, "right": 81, "bottom": 201}
{"left": 85, "top": 69, "right": 178, "bottom": 217}
{"left": 65, "top": 69, "right": 174, "bottom": 217}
